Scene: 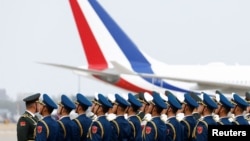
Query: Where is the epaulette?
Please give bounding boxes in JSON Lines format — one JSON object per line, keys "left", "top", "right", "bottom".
{"left": 21, "top": 113, "right": 37, "bottom": 125}
{"left": 21, "top": 113, "right": 31, "bottom": 118}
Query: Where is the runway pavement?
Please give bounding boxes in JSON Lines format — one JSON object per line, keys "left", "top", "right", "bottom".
{"left": 0, "top": 123, "right": 17, "bottom": 141}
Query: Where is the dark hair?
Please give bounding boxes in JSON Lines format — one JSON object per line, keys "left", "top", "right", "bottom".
{"left": 102, "top": 106, "right": 109, "bottom": 113}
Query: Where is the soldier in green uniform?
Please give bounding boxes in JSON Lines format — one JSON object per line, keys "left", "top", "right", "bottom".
{"left": 17, "top": 93, "right": 41, "bottom": 141}
{"left": 244, "top": 91, "right": 250, "bottom": 123}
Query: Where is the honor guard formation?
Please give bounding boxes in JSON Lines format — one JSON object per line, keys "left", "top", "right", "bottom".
{"left": 16, "top": 90, "right": 250, "bottom": 141}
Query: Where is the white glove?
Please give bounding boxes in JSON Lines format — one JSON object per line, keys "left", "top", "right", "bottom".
{"left": 87, "top": 112, "right": 97, "bottom": 121}
{"left": 160, "top": 114, "right": 168, "bottom": 123}
{"left": 176, "top": 113, "right": 184, "bottom": 121}
{"left": 212, "top": 114, "right": 219, "bottom": 122}
{"left": 143, "top": 113, "right": 152, "bottom": 121}
{"left": 228, "top": 113, "right": 235, "bottom": 122}
{"left": 106, "top": 113, "right": 116, "bottom": 121}
{"left": 124, "top": 114, "right": 128, "bottom": 120}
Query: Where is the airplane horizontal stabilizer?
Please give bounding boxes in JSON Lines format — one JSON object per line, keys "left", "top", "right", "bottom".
{"left": 37, "top": 62, "right": 119, "bottom": 77}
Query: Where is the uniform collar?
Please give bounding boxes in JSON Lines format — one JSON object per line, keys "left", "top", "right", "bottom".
{"left": 26, "top": 110, "right": 35, "bottom": 117}
{"left": 59, "top": 115, "right": 69, "bottom": 120}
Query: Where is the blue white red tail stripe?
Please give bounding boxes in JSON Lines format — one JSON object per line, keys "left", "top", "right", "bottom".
{"left": 69, "top": 0, "right": 107, "bottom": 70}
{"left": 88, "top": 0, "right": 191, "bottom": 93}
{"left": 69, "top": 0, "right": 152, "bottom": 93}
{"left": 70, "top": 0, "right": 192, "bottom": 93}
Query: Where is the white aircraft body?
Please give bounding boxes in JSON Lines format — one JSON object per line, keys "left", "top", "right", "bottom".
{"left": 40, "top": 0, "right": 250, "bottom": 97}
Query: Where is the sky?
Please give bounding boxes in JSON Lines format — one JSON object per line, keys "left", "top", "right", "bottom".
{"left": 0, "top": 0, "right": 250, "bottom": 100}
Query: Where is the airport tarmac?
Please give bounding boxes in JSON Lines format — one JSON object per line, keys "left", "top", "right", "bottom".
{"left": 0, "top": 123, "right": 17, "bottom": 141}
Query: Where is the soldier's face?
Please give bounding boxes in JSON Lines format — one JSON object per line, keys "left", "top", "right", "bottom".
{"left": 246, "top": 106, "right": 250, "bottom": 113}
{"left": 197, "top": 104, "right": 204, "bottom": 113}
{"left": 93, "top": 104, "right": 99, "bottom": 114}
{"left": 91, "top": 102, "right": 96, "bottom": 112}
{"left": 111, "top": 104, "right": 118, "bottom": 114}
{"left": 161, "top": 108, "right": 167, "bottom": 114}
{"left": 214, "top": 104, "right": 221, "bottom": 114}
{"left": 75, "top": 104, "right": 80, "bottom": 114}
{"left": 35, "top": 102, "right": 42, "bottom": 113}
{"left": 182, "top": 104, "right": 187, "bottom": 113}
{"left": 139, "top": 103, "right": 146, "bottom": 112}
{"left": 145, "top": 103, "right": 153, "bottom": 114}
{"left": 39, "top": 105, "right": 45, "bottom": 115}
{"left": 57, "top": 105, "right": 62, "bottom": 115}
{"left": 144, "top": 103, "right": 150, "bottom": 113}
{"left": 177, "top": 103, "right": 185, "bottom": 114}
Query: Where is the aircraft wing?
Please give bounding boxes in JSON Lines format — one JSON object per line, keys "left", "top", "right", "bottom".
{"left": 38, "top": 61, "right": 250, "bottom": 93}
{"left": 110, "top": 61, "right": 250, "bottom": 91}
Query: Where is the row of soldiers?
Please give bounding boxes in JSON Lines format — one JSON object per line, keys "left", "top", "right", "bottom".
{"left": 16, "top": 90, "right": 250, "bottom": 141}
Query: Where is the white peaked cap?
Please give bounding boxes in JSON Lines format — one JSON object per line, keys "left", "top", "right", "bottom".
{"left": 144, "top": 92, "right": 153, "bottom": 102}
{"left": 215, "top": 93, "right": 220, "bottom": 102}
{"left": 107, "top": 93, "right": 116, "bottom": 103}
{"left": 198, "top": 93, "right": 204, "bottom": 101}
{"left": 94, "top": 92, "right": 99, "bottom": 100}
{"left": 159, "top": 93, "right": 168, "bottom": 102}
{"left": 231, "top": 92, "right": 236, "bottom": 99}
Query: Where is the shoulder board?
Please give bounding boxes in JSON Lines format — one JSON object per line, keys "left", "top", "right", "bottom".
{"left": 21, "top": 114, "right": 37, "bottom": 125}
{"left": 21, "top": 113, "right": 30, "bottom": 117}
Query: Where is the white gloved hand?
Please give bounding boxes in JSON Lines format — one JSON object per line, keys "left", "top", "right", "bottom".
{"left": 212, "top": 114, "right": 219, "bottom": 122}
{"left": 124, "top": 114, "right": 128, "bottom": 120}
{"left": 228, "top": 113, "right": 235, "bottom": 122}
{"left": 106, "top": 113, "right": 116, "bottom": 121}
{"left": 160, "top": 114, "right": 168, "bottom": 123}
{"left": 87, "top": 112, "right": 97, "bottom": 121}
{"left": 143, "top": 113, "right": 152, "bottom": 121}
{"left": 176, "top": 113, "right": 184, "bottom": 121}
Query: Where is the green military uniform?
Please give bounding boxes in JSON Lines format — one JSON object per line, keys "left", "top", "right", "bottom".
{"left": 17, "top": 93, "right": 40, "bottom": 141}
{"left": 245, "top": 91, "right": 250, "bottom": 123}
